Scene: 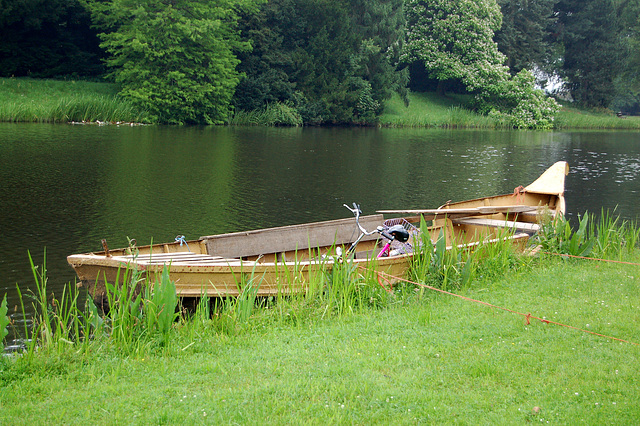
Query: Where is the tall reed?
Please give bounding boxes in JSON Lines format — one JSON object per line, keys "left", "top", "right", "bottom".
{"left": 0, "top": 295, "right": 9, "bottom": 352}
{"left": 4, "top": 251, "right": 94, "bottom": 357}
{"left": 409, "top": 218, "right": 526, "bottom": 291}
{"left": 534, "top": 209, "right": 640, "bottom": 260}
{"left": 229, "top": 102, "right": 303, "bottom": 126}
{"left": 409, "top": 220, "right": 472, "bottom": 291}
{"left": 589, "top": 208, "right": 640, "bottom": 258}
{"left": 103, "top": 267, "right": 145, "bottom": 350}
{"left": 208, "top": 263, "right": 265, "bottom": 335}
{"left": 2, "top": 251, "right": 186, "bottom": 357}
{"left": 535, "top": 212, "right": 594, "bottom": 256}
{"left": 143, "top": 266, "right": 179, "bottom": 344}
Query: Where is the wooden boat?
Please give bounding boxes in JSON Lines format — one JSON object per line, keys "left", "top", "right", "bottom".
{"left": 68, "top": 161, "right": 568, "bottom": 304}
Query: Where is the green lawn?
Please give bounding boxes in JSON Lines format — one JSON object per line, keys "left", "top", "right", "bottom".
{"left": 2, "top": 255, "right": 638, "bottom": 424}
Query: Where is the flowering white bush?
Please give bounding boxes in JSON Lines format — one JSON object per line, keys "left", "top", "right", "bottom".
{"left": 403, "top": 0, "right": 559, "bottom": 129}
{"left": 477, "top": 70, "right": 560, "bottom": 129}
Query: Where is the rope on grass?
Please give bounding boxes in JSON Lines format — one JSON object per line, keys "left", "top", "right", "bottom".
{"left": 360, "top": 266, "right": 640, "bottom": 347}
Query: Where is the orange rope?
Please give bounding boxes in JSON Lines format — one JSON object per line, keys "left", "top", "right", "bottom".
{"left": 512, "top": 185, "right": 526, "bottom": 204}
{"left": 361, "top": 266, "right": 639, "bottom": 346}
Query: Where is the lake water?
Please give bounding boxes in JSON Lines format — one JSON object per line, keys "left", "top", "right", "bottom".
{"left": 1, "top": 123, "right": 639, "bottom": 334}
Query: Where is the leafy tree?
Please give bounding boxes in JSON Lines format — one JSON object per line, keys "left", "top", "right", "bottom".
{"left": 610, "top": 0, "right": 640, "bottom": 114}
{"left": 495, "top": 0, "right": 559, "bottom": 76}
{"left": 234, "top": 0, "right": 407, "bottom": 124}
{"left": 477, "top": 69, "right": 559, "bottom": 128}
{"left": 90, "top": 0, "right": 263, "bottom": 124}
{"left": 0, "top": 0, "right": 103, "bottom": 77}
{"left": 402, "top": 0, "right": 559, "bottom": 128}
{"left": 402, "top": 0, "right": 508, "bottom": 95}
{"left": 555, "top": 0, "right": 627, "bottom": 108}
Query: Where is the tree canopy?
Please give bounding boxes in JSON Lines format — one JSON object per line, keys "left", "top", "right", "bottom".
{"left": 2, "top": 0, "right": 640, "bottom": 121}
{"left": 89, "top": 0, "right": 263, "bottom": 124}
{"left": 0, "top": 0, "right": 103, "bottom": 77}
{"left": 495, "top": 0, "right": 558, "bottom": 76}
{"left": 234, "top": 0, "right": 407, "bottom": 124}
{"left": 402, "top": 0, "right": 558, "bottom": 128}
{"left": 402, "top": 0, "right": 507, "bottom": 94}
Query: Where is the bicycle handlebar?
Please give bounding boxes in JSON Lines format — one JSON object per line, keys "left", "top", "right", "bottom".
{"left": 346, "top": 202, "right": 397, "bottom": 239}
{"left": 344, "top": 203, "right": 379, "bottom": 236}
{"left": 343, "top": 202, "right": 411, "bottom": 258}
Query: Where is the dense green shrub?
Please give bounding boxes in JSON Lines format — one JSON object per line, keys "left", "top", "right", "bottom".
{"left": 90, "top": 0, "right": 264, "bottom": 124}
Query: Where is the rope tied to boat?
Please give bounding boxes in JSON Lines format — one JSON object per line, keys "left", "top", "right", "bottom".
{"left": 175, "top": 235, "right": 190, "bottom": 252}
{"left": 512, "top": 185, "right": 526, "bottom": 204}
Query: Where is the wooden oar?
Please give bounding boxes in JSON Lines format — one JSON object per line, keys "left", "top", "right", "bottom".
{"left": 376, "top": 205, "right": 538, "bottom": 219}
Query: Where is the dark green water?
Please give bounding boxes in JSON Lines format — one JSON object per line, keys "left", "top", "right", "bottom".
{"left": 1, "top": 123, "right": 640, "bottom": 336}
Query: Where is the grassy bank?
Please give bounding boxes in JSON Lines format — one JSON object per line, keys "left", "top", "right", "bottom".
{"left": 379, "top": 92, "right": 502, "bottom": 128}
{"left": 1, "top": 215, "right": 639, "bottom": 423}
{"left": 0, "top": 78, "right": 151, "bottom": 124}
{"left": 1, "top": 256, "right": 639, "bottom": 423}
{"left": 554, "top": 104, "right": 640, "bottom": 129}
{"left": 380, "top": 92, "right": 640, "bottom": 130}
{"left": 3, "top": 77, "right": 639, "bottom": 129}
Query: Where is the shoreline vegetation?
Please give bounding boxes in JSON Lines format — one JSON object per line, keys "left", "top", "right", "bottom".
{"left": 1, "top": 212, "right": 640, "bottom": 423}
{"left": 2, "top": 77, "right": 640, "bottom": 130}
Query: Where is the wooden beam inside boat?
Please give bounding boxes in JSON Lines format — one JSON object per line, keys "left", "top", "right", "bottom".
{"left": 377, "top": 205, "right": 538, "bottom": 215}
{"left": 451, "top": 217, "right": 541, "bottom": 233}
{"left": 200, "top": 214, "right": 384, "bottom": 259}
{"left": 376, "top": 205, "right": 542, "bottom": 221}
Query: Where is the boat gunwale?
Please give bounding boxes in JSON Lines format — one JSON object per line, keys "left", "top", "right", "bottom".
{"left": 66, "top": 161, "right": 569, "bottom": 299}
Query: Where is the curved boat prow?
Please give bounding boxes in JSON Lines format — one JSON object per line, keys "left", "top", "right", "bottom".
{"left": 525, "top": 161, "right": 569, "bottom": 214}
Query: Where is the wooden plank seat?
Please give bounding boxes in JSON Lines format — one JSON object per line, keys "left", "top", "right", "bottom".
{"left": 114, "top": 252, "right": 242, "bottom": 266}
{"left": 200, "top": 214, "right": 384, "bottom": 259}
{"left": 518, "top": 209, "right": 556, "bottom": 220}
{"left": 451, "top": 217, "right": 540, "bottom": 233}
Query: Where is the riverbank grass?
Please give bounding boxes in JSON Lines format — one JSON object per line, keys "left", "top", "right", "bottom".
{"left": 1, "top": 256, "right": 639, "bottom": 423}
{"left": 554, "top": 104, "right": 640, "bottom": 129}
{"left": 0, "top": 77, "right": 151, "bottom": 123}
{"left": 380, "top": 91, "right": 640, "bottom": 130}
{"left": 2, "top": 214, "right": 640, "bottom": 423}
{"left": 4, "top": 77, "right": 639, "bottom": 129}
{"left": 379, "top": 92, "right": 501, "bottom": 128}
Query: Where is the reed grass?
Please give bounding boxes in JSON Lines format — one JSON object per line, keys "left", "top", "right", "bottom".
{"left": 590, "top": 209, "right": 640, "bottom": 258}
{"left": 408, "top": 218, "right": 527, "bottom": 293}
{"left": 0, "top": 295, "right": 8, "bottom": 352}
{"left": 535, "top": 209, "right": 640, "bottom": 259}
{"left": 0, "top": 77, "right": 151, "bottom": 123}
{"left": 214, "top": 267, "right": 263, "bottom": 334}
{"left": 228, "top": 102, "right": 303, "bottom": 126}
{"left": 3, "top": 209, "right": 636, "bottom": 358}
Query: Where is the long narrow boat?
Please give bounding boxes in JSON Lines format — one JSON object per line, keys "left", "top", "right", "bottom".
{"left": 68, "top": 161, "right": 568, "bottom": 305}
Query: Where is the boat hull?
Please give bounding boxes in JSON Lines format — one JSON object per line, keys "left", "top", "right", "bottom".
{"left": 68, "top": 162, "right": 569, "bottom": 303}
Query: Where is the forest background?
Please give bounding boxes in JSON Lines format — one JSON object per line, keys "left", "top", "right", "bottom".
{"left": 1, "top": 0, "right": 639, "bottom": 127}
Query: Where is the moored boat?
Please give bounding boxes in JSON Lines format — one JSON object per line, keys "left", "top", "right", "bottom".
{"left": 67, "top": 161, "right": 568, "bottom": 305}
